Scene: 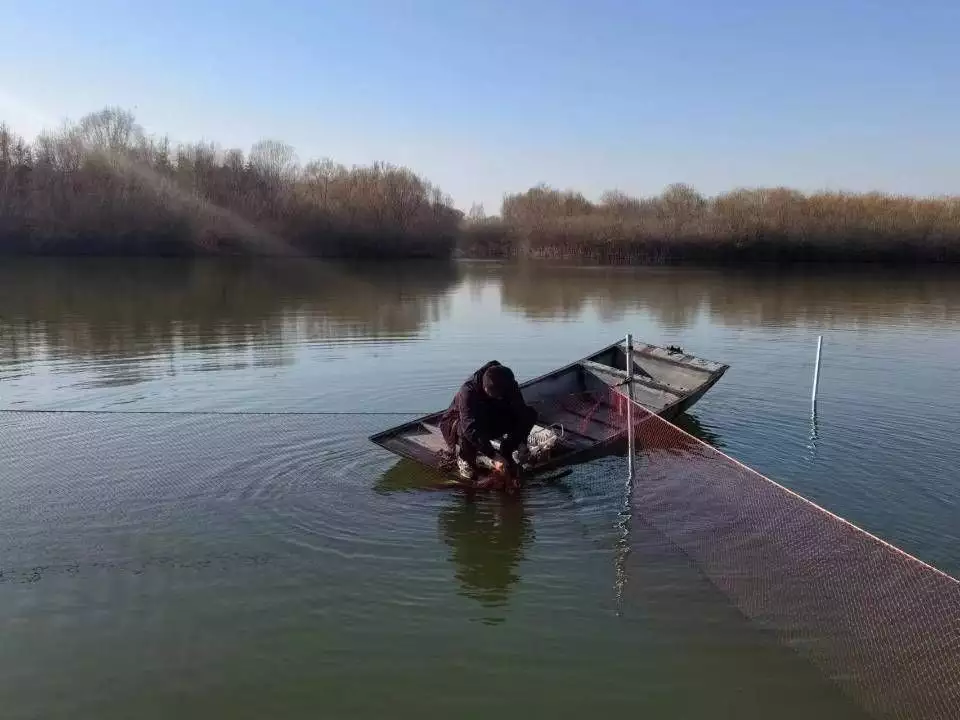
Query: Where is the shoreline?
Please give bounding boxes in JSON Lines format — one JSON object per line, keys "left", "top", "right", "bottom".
{"left": 3, "top": 248, "right": 960, "bottom": 268}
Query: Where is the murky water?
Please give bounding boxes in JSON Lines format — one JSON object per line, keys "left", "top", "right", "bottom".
{"left": 1, "top": 259, "right": 958, "bottom": 719}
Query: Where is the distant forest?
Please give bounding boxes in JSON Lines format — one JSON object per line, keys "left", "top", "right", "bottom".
{"left": 0, "top": 107, "right": 460, "bottom": 258}
{"left": 1, "top": 107, "right": 958, "bottom": 263}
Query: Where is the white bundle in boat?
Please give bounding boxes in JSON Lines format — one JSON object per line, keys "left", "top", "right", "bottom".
{"left": 484, "top": 424, "right": 564, "bottom": 469}
{"left": 527, "top": 424, "right": 563, "bottom": 459}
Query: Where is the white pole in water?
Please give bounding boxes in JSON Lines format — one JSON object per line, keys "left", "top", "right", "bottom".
{"left": 615, "top": 332, "right": 636, "bottom": 615}
{"left": 811, "top": 335, "right": 823, "bottom": 411}
{"left": 626, "top": 333, "right": 635, "bottom": 481}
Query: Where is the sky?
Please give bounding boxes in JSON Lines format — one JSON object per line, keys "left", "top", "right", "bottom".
{"left": 0, "top": 0, "right": 957, "bottom": 211}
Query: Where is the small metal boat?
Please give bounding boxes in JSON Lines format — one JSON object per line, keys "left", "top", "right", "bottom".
{"left": 369, "top": 338, "right": 729, "bottom": 476}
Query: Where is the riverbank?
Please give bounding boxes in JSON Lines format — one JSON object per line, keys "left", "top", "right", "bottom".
{"left": 6, "top": 227, "right": 958, "bottom": 264}
{"left": 458, "top": 223, "right": 960, "bottom": 264}
{"left": 2, "top": 108, "right": 958, "bottom": 263}
{"left": 459, "top": 185, "right": 960, "bottom": 264}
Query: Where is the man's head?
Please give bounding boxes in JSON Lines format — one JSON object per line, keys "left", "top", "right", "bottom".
{"left": 482, "top": 364, "right": 513, "bottom": 400}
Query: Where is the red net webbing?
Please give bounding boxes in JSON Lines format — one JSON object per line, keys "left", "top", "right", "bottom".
{"left": 604, "top": 386, "right": 960, "bottom": 720}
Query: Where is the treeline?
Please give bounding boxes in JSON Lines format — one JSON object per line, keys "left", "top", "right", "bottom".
{"left": 461, "top": 184, "right": 960, "bottom": 263}
{"left": 2, "top": 107, "right": 959, "bottom": 262}
{"left": 0, "top": 108, "right": 461, "bottom": 258}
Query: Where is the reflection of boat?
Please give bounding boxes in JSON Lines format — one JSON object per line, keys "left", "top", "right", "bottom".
{"left": 375, "top": 456, "right": 577, "bottom": 494}
{"left": 672, "top": 413, "right": 725, "bottom": 450}
{"left": 369, "top": 338, "right": 728, "bottom": 476}
{"left": 374, "top": 457, "right": 461, "bottom": 493}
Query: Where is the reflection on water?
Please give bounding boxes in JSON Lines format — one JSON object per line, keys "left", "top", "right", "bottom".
{"left": 0, "top": 259, "right": 461, "bottom": 402}
{"left": 3, "top": 261, "right": 958, "bottom": 372}
{"left": 376, "top": 458, "right": 571, "bottom": 622}
{"left": 3, "top": 259, "right": 959, "bottom": 398}
{"left": 374, "top": 410, "right": 728, "bottom": 625}
{"left": 479, "top": 262, "right": 960, "bottom": 328}
{"left": 1, "top": 259, "right": 958, "bottom": 719}
{"left": 375, "top": 458, "right": 456, "bottom": 493}
{"left": 0, "top": 258, "right": 460, "bottom": 365}
{"left": 438, "top": 495, "right": 534, "bottom": 622}
{"left": 672, "top": 412, "right": 724, "bottom": 450}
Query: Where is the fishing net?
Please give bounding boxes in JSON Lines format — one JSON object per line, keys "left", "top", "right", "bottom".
{"left": 2, "top": 401, "right": 958, "bottom": 718}
{"left": 601, "top": 386, "right": 960, "bottom": 720}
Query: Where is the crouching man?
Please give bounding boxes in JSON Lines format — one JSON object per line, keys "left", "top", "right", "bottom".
{"left": 439, "top": 361, "right": 538, "bottom": 486}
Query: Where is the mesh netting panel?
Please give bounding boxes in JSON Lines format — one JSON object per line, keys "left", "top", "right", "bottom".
{"left": 526, "top": 387, "right": 635, "bottom": 449}
{"left": 3, "top": 404, "right": 958, "bottom": 718}
{"left": 0, "top": 410, "right": 427, "bottom": 584}
{"left": 609, "top": 388, "right": 960, "bottom": 720}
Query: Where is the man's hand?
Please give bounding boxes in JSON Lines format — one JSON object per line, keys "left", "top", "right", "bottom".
{"left": 493, "top": 452, "right": 519, "bottom": 484}
{"left": 491, "top": 452, "right": 509, "bottom": 471}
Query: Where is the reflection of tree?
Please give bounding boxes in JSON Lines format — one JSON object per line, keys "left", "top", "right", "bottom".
{"left": 438, "top": 495, "right": 534, "bottom": 617}
{"left": 496, "top": 264, "right": 706, "bottom": 327}
{"left": 491, "top": 264, "right": 960, "bottom": 329}
{"left": 0, "top": 259, "right": 459, "bottom": 364}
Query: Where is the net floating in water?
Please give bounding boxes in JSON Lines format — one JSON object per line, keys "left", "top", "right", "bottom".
{"left": 608, "top": 387, "right": 960, "bottom": 720}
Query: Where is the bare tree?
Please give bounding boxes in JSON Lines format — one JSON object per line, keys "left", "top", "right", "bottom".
{"left": 3, "top": 105, "right": 958, "bottom": 263}
{"left": 76, "top": 107, "right": 143, "bottom": 156}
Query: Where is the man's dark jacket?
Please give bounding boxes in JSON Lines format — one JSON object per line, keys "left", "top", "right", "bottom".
{"left": 439, "top": 361, "right": 536, "bottom": 458}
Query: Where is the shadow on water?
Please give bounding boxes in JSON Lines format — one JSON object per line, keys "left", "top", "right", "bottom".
{"left": 673, "top": 412, "right": 724, "bottom": 449}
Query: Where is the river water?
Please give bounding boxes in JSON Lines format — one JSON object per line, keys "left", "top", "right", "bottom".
{"left": 1, "top": 259, "right": 957, "bottom": 719}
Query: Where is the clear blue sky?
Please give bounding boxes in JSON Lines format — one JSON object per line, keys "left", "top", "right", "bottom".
{"left": 1, "top": 0, "right": 956, "bottom": 211}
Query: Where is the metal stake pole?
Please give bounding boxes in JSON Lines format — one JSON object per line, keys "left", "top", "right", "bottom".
{"left": 614, "top": 333, "right": 636, "bottom": 615}
{"left": 626, "top": 333, "right": 635, "bottom": 482}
